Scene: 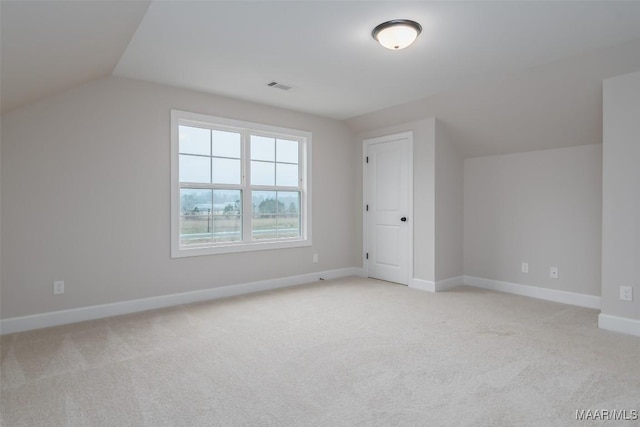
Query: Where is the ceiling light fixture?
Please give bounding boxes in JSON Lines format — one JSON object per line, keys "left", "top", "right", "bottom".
{"left": 372, "top": 19, "right": 422, "bottom": 50}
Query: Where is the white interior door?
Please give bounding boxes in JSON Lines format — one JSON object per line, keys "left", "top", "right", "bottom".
{"left": 364, "top": 133, "right": 413, "bottom": 285}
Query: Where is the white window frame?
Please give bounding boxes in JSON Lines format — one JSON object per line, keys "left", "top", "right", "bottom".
{"left": 171, "top": 110, "right": 312, "bottom": 258}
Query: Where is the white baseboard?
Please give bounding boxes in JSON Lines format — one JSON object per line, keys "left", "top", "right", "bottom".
{"left": 410, "top": 276, "right": 464, "bottom": 293}
{"left": 598, "top": 314, "right": 640, "bottom": 337}
{"left": 0, "top": 267, "right": 363, "bottom": 335}
{"left": 464, "top": 276, "right": 601, "bottom": 309}
{"left": 409, "top": 278, "right": 435, "bottom": 292}
{"left": 435, "top": 275, "right": 464, "bottom": 291}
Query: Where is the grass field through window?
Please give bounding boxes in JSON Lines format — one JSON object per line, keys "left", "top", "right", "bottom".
{"left": 180, "top": 214, "right": 300, "bottom": 245}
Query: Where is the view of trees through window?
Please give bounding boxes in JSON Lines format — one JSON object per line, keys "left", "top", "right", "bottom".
{"left": 179, "top": 189, "right": 300, "bottom": 245}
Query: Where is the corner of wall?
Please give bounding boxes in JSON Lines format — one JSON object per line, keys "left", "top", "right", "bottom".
{"left": 601, "top": 69, "right": 640, "bottom": 334}
{"left": 433, "top": 121, "right": 464, "bottom": 282}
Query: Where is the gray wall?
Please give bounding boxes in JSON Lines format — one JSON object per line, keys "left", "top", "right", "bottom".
{"left": 464, "top": 145, "right": 603, "bottom": 296}
{"left": 602, "top": 70, "right": 640, "bottom": 320}
{"left": 0, "top": 76, "right": 359, "bottom": 319}
{"left": 434, "top": 123, "right": 463, "bottom": 281}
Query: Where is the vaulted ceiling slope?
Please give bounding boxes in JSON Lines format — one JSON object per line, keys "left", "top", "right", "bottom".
{"left": 3, "top": 1, "right": 640, "bottom": 120}
{"left": 0, "top": 0, "right": 151, "bottom": 113}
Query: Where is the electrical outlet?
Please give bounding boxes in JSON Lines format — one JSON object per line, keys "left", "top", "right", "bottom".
{"left": 550, "top": 267, "right": 559, "bottom": 279}
{"left": 521, "top": 262, "right": 529, "bottom": 273}
{"left": 53, "top": 281, "right": 65, "bottom": 295}
{"left": 313, "top": 253, "right": 319, "bottom": 263}
{"left": 620, "top": 286, "right": 633, "bottom": 302}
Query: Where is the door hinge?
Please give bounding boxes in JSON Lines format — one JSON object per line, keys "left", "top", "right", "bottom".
{"left": 366, "top": 252, "right": 369, "bottom": 260}
{"left": 366, "top": 204, "right": 369, "bottom": 211}
{"left": 366, "top": 156, "right": 369, "bottom": 163}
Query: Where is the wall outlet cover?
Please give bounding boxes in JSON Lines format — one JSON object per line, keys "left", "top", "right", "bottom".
{"left": 53, "top": 281, "right": 65, "bottom": 295}
{"left": 620, "top": 286, "right": 633, "bottom": 301}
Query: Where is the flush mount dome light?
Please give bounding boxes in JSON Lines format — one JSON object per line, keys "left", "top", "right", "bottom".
{"left": 372, "top": 19, "right": 422, "bottom": 50}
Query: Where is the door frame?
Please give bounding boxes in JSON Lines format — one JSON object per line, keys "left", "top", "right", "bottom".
{"left": 362, "top": 131, "right": 414, "bottom": 285}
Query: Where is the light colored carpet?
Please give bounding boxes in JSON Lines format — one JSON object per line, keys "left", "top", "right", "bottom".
{"left": 1, "top": 277, "right": 639, "bottom": 426}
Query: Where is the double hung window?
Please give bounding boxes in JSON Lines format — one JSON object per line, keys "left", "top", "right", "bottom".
{"left": 171, "top": 110, "right": 311, "bottom": 257}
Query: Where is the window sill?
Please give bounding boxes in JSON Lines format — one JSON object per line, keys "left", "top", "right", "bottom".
{"left": 171, "top": 238, "right": 312, "bottom": 258}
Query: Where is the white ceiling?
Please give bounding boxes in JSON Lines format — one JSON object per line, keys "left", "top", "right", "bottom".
{"left": 3, "top": 1, "right": 640, "bottom": 119}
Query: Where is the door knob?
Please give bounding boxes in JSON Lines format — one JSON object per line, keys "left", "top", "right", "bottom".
{"left": 401, "top": 217, "right": 407, "bottom": 222}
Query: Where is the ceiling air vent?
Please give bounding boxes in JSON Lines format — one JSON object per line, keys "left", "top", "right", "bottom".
{"left": 267, "top": 81, "right": 293, "bottom": 91}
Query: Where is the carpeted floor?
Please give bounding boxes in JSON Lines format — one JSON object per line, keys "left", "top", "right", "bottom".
{"left": 1, "top": 277, "right": 639, "bottom": 426}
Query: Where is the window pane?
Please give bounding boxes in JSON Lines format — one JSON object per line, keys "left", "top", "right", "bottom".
{"left": 212, "top": 130, "right": 241, "bottom": 158}
{"left": 278, "top": 191, "right": 300, "bottom": 214}
{"left": 276, "top": 163, "right": 298, "bottom": 187}
{"left": 212, "top": 158, "right": 241, "bottom": 185}
{"left": 251, "top": 135, "right": 275, "bottom": 161}
{"left": 213, "top": 216, "right": 242, "bottom": 242}
{"left": 252, "top": 191, "right": 277, "bottom": 214}
{"left": 251, "top": 161, "right": 275, "bottom": 186}
{"left": 179, "top": 126, "right": 210, "bottom": 155}
{"left": 277, "top": 214, "right": 300, "bottom": 238}
{"left": 214, "top": 189, "right": 242, "bottom": 215}
{"left": 180, "top": 188, "right": 212, "bottom": 245}
{"left": 180, "top": 188, "right": 213, "bottom": 214}
{"left": 252, "top": 214, "right": 278, "bottom": 240}
{"left": 214, "top": 189, "right": 241, "bottom": 242}
{"left": 276, "top": 139, "right": 298, "bottom": 163}
{"left": 180, "top": 154, "right": 210, "bottom": 183}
